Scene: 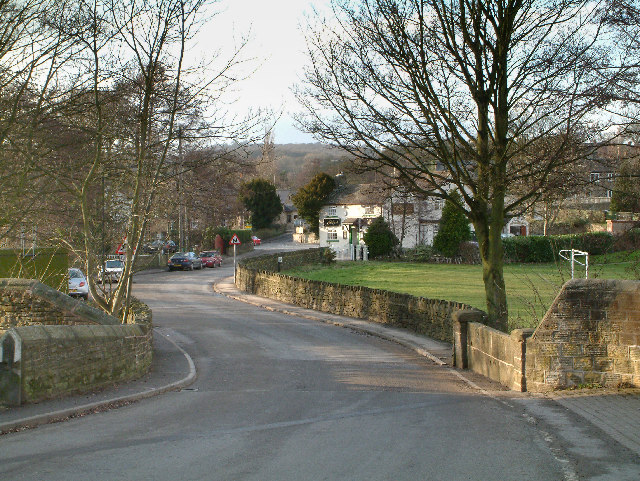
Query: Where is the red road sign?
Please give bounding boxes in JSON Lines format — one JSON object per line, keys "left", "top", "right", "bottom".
{"left": 229, "top": 234, "right": 241, "bottom": 245}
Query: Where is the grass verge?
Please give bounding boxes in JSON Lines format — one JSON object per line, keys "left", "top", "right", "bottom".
{"left": 285, "top": 252, "right": 639, "bottom": 330}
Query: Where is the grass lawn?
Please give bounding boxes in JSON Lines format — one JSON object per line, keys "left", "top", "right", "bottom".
{"left": 285, "top": 251, "right": 640, "bottom": 331}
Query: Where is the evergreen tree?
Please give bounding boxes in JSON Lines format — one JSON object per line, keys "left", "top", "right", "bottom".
{"left": 433, "top": 192, "right": 471, "bottom": 258}
{"left": 611, "top": 160, "right": 640, "bottom": 213}
{"left": 239, "top": 178, "right": 283, "bottom": 229}
{"left": 291, "top": 173, "right": 336, "bottom": 235}
{"left": 363, "top": 217, "right": 398, "bottom": 258}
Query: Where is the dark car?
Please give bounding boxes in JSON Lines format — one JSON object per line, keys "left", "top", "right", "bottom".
{"left": 168, "top": 252, "right": 203, "bottom": 271}
{"left": 199, "top": 250, "right": 222, "bottom": 268}
{"left": 143, "top": 239, "right": 164, "bottom": 253}
{"left": 163, "top": 240, "right": 177, "bottom": 254}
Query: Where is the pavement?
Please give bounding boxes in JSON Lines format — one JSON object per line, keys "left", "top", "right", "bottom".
{"left": 2, "top": 276, "right": 640, "bottom": 460}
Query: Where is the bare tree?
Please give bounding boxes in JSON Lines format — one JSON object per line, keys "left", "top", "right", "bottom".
{"left": 41, "top": 0, "right": 265, "bottom": 320}
{"left": 297, "top": 0, "right": 618, "bottom": 329}
{"left": 0, "top": 0, "right": 79, "bottom": 241}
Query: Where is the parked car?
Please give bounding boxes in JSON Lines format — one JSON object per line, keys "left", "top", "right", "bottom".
{"left": 251, "top": 235, "right": 261, "bottom": 246}
{"left": 168, "top": 252, "right": 203, "bottom": 271}
{"left": 143, "top": 239, "right": 164, "bottom": 253}
{"left": 163, "top": 240, "right": 177, "bottom": 254}
{"left": 98, "top": 259, "right": 124, "bottom": 283}
{"left": 199, "top": 250, "right": 222, "bottom": 268}
{"left": 68, "top": 268, "right": 89, "bottom": 300}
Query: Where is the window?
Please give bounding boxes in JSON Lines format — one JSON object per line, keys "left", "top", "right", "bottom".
{"left": 392, "top": 203, "right": 414, "bottom": 215}
{"left": 327, "top": 231, "right": 338, "bottom": 241}
{"left": 328, "top": 206, "right": 337, "bottom": 216}
{"left": 364, "top": 206, "right": 375, "bottom": 215}
{"left": 590, "top": 172, "right": 600, "bottom": 183}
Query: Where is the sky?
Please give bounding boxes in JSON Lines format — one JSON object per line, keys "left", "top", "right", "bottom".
{"left": 194, "top": 0, "right": 332, "bottom": 144}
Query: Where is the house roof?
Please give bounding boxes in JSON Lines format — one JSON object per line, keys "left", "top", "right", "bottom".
{"left": 325, "top": 181, "right": 385, "bottom": 206}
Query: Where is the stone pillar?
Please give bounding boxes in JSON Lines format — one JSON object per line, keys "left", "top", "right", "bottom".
{"left": 511, "top": 328, "right": 535, "bottom": 392}
{"left": 452, "top": 309, "right": 486, "bottom": 368}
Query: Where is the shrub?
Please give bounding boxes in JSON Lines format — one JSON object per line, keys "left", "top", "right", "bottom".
{"left": 203, "top": 227, "right": 253, "bottom": 253}
{"left": 503, "top": 232, "right": 615, "bottom": 263}
{"left": 363, "top": 217, "right": 399, "bottom": 258}
{"left": 433, "top": 192, "right": 471, "bottom": 257}
{"left": 321, "top": 248, "right": 336, "bottom": 265}
{"left": 403, "top": 244, "right": 434, "bottom": 262}
{"left": 458, "top": 241, "right": 481, "bottom": 264}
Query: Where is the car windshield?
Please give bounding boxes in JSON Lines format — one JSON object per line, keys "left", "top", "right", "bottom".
{"left": 106, "top": 260, "right": 123, "bottom": 268}
{"left": 201, "top": 252, "right": 215, "bottom": 257}
{"left": 69, "top": 269, "right": 83, "bottom": 279}
{"left": 172, "top": 253, "right": 186, "bottom": 258}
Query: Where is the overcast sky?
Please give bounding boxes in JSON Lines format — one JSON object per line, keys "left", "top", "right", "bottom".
{"left": 193, "top": 0, "right": 332, "bottom": 144}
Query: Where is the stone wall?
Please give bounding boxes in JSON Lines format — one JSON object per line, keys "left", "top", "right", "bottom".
{"left": 237, "top": 250, "right": 476, "bottom": 343}
{"left": 0, "top": 279, "right": 152, "bottom": 405}
{"left": 525, "top": 279, "right": 640, "bottom": 391}
{"left": 452, "top": 309, "right": 533, "bottom": 391}
{"left": 3, "top": 324, "right": 152, "bottom": 404}
{"left": 0, "top": 278, "right": 119, "bottom": 330}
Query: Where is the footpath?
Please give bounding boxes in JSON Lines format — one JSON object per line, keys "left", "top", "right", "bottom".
{"left": 1, "top": 275, "right": 639, "bottom": 460}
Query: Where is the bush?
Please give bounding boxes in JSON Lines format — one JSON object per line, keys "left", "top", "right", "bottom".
{"left": 403, "top": 244, "right": 434, "bottom": 262}
{"left": 503, "top": 232, "right": 615, "bottom": 263}
{"left": 458, "top": 241, "right": 481, "bottom": 264}
{"left": 613, "top": 228, "right": 640, "bottom": 251}
{"left": 203, "top": 227, "right": 253, "bottom": 254}
{"left": 321, "top": 248, "right": 336, "bottom": 265}
{"left": 433, "top": 192, "right": 471, "bottom": 257}
{"left": 363, "top": 217, "right": 399, "bottom": 258}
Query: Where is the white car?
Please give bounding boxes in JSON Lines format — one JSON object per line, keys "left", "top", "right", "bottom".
{"left": 99, "top": 259, "right": 124, "bottom": 283}
{"left": 68, "top": 268, "right": 89, "bottom": 300}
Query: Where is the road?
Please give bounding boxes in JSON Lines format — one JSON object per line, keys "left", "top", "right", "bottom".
{"left": 1, "top": 237, "right": 638, "bottom": 480}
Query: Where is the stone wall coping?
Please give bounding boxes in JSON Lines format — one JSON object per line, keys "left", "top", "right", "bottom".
{"left": 452, "top": 309, "right": 487, "bottom": 324}
{"left": 511, "top": 328, "right": 535, "bottom": 341}
{"left": 5, "top": 324, "right": 147, "bottom": 344}
{"left": 0, "top": 278, "right": 120, "bottom": 326}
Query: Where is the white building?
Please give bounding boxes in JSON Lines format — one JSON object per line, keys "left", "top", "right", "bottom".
{"left": 318, "top": 183, "right": 384, "bottom": 259}
{"left": 319, "top": 180, "right": 529, "bottom": 255}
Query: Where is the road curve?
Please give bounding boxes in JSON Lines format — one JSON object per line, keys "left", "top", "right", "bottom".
{"left": 0, "top": 238, "right": 637, "bottom": 480}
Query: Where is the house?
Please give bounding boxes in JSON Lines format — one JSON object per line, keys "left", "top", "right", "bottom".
{"left": 276, "top": 189, "right": 298, "bottom": 231}
{"left": 318, "top": 182, "right": 384, "bottom": 258}
{"left": 319, "top": 179, "right": 529, "bottom": 254}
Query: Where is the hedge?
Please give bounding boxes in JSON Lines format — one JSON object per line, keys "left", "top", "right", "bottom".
{"left": 503, "top": 232, "right": 615, "bottom": 263}
{"left": 203, "top": 227, "right": 254, "bottom": 254}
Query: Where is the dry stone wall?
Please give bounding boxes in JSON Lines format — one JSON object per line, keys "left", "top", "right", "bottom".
{"left": 236, "top": 250, "right": 475, "bottom": 343}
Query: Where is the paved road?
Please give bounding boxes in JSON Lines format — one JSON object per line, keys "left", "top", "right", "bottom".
{"left": 1, "top": 238, "right": 638, "bottom": 480}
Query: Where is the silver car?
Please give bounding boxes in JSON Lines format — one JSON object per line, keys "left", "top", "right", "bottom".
{"left": 68, "top": 268, "right": 89, "bottom": 300}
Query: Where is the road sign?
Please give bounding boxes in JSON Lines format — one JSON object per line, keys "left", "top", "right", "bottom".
{"left": 229, "top": 234, "right": 241, "bottom": 245}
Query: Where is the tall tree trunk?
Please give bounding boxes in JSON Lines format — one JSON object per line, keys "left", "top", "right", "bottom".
{"left": 474, "top": 214, "right": 508, "bottom": 331}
